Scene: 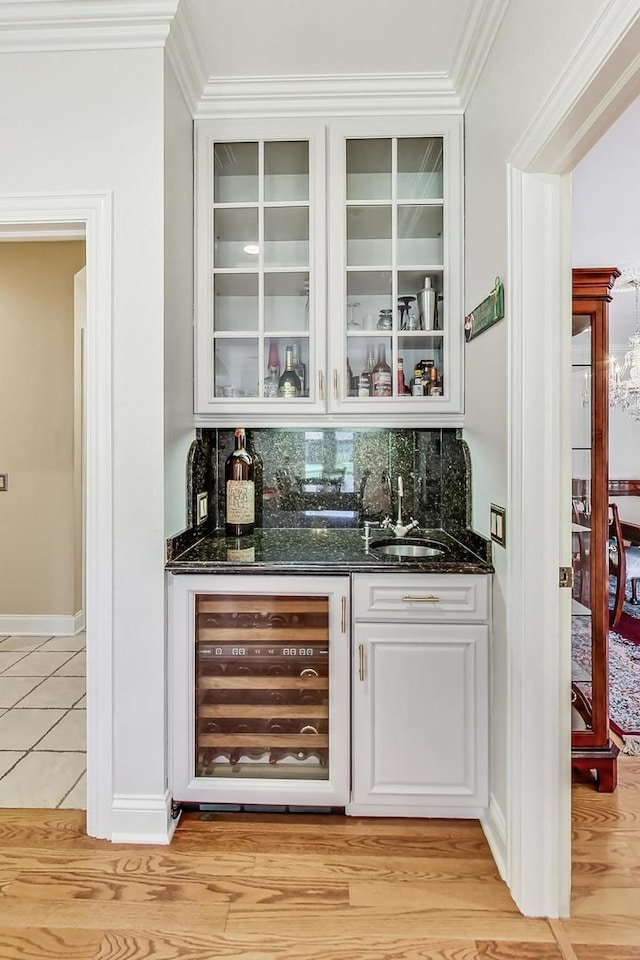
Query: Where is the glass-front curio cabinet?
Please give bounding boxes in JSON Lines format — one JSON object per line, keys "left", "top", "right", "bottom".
{"left": 570, "top": 267, "right": 620, "bottom": 791}
{"left": 170, "top": 575, "right": 349, "bottom": 807}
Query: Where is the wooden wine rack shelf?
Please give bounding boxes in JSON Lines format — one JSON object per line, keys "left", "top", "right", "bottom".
{"left": 199, "top": 704, "right": 328, "bottom": 719}
{"left": 198, "top": 627, "right": 327, "bottom": 643}
{"left": 198, "top": 733, "right": 329, "bottom": 749}
{"left": 199, "top": 675, "right": 328, "bottom": 691}
{"left": 198, "top": 597, "right": 327, "bottom": 615}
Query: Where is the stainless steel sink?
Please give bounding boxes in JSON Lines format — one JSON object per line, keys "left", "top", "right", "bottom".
{"left": 369, "top": 538, "right": 446, "bottom": 558}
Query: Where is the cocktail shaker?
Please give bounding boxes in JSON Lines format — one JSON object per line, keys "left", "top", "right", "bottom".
{"left": 417, "top": 276, "right": 437, "bottom": 330}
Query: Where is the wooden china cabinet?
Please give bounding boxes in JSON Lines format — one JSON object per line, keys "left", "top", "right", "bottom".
{"left": 570, "top": 267, "right": 620, "bottom": 791}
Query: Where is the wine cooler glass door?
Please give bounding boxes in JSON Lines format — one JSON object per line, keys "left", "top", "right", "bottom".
{"left": 196, "top": 593, "right": 331, "bottom": 781}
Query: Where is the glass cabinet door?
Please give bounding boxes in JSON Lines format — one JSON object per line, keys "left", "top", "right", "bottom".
{"left": 196, "top": 124, "right": 326, "bottom": 415}
{"left": 196, "top": 593, "right": 330, "bottom": 780}
{"left": 329, "top": 121, "right": 462, "bottom": 415}
{"left": 571, "top": 318, "right": 594, "bottom": 733}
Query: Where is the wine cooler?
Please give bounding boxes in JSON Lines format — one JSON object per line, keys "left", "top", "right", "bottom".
{"left": 170, "top": 574, "right": 350, "bottom": 807}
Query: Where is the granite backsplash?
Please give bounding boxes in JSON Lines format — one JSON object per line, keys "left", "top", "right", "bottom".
{"left": 184, "top": 427, "right": 473, "bottom": 536}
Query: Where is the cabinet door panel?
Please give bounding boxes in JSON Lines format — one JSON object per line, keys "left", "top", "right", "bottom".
{"left": 352, "top": 622, "right": 488, "bottom": 809}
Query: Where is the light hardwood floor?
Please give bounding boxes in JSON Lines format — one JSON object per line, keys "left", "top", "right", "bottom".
{"left": 0, "top": 758, "right": 637, "bottom": 959}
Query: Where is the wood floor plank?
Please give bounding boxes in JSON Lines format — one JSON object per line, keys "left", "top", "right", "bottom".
{"left": 0, "top": 899, "right": 229, "bottom": 935}
{"left": 223, "top": 906, "right": 555, "bottom": 941}
{"left": 573, "top": 947, "right": 640, "bottom": 959}
{"left": 348, "top": 879, "right": 519, "bottom": 913}
{"left": 0, "top": 849, "right": 255, "bottom": 878}
{"left": 560, "top": 916, "right": 640, "bottom": 945}
{"left": 252, "top": 853, "right": 501, "bottom": 882}
{"left": 0, "top": 927, "right": 104, "bottom": 960}
{"left": 92, "top": 932, "right": 487, "bottom": 960}
{"left": 475, "top": 945, "right": 564, "bottom": 959}
{"left": 571, "top": 886, "right": 640, "bottom": 917}
{"left": 173, "top": 827, "right": 491, "bottom": 859}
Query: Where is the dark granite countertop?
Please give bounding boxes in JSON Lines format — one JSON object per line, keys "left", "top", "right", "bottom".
{"left": 166, "top": 527, "right": 493, "bottom": 576}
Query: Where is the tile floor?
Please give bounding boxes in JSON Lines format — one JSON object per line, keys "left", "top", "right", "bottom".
{"left": 0, "top": 633, "right": 86, "bottom": 808}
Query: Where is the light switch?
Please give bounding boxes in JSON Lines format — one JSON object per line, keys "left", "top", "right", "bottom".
{"left": 0, "top": 474, "right": 7, "bottom": 492}
{"left": 490, "top": 503, "right": 506, "bottom": 547}
{"left": 196, "top": 491, "right": 208, "bottom": 525}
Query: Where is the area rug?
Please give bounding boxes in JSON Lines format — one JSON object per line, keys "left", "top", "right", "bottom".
{"left": 573, "top": 596, "right": 640, "bottom": 753}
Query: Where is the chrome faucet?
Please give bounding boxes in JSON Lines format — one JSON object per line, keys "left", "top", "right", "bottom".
{"left": 381, "top": 474, "right": 420, "bottom": 538}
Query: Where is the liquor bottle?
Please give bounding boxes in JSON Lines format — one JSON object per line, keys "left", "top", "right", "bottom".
{"left": 358, "top": 350, "right": 375, "bottom": 397}
{"left": 428, "top": 366, "right": 443, "bottom": 396}
{"left": 397, "top": 357, "right": 406, "bottom": 396}
{"left": 291, "top": 343, "right": 306, "bottom": 396}
{"left": 371, "top": 344, "right": 392, "bottom": 397}
{"left": 264, "top": 341, "right": 280, "bottom": 397}
{"left": 278, "top": 345, "right": 302, "bottom": 397}
{"left": 411, "top": 365, "right": 424, "bottom": 397}
{"left": 224, "top": 427, "right": 255, "bottom": 537}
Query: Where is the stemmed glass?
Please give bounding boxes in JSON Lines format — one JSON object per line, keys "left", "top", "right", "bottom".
{"left": 398, "top": 296, "right": 416, "bottom": 330}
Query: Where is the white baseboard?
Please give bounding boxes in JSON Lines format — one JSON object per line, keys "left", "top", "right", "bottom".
{"left": 0, "top": 611, "right": 85, "bottom": 636}
{"left": 111, "top": 791, "right": 177, "bottom": 844}
{"left": 481, "top": 792, "right": 508, "bottom": 882}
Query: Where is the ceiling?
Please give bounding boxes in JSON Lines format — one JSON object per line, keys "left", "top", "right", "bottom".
{"left": 184, "top": 0, "right": 470, "bottom": 78}
{"left": 573, "top": 94, "right": 640, "bottom": 344}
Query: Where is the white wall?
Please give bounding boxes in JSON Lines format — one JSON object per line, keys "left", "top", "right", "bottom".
{"left": 164, "top": 53, "right": 195, "bottom": 538}
{"left": 464, "top": 0, "right": 606, "bottom": 855}
{"left": 0, "top": 241, "right": 85, "bottom": 618}
{"left": 0, "top": 49, "right": 167, "bottom": 814}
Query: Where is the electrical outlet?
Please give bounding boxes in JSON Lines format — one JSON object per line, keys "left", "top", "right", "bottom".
{"left": 196, "top": 491, "right": 208, "bottom": 525}
{"left": 490, "top": 503, "right": 506, "bottom": 546}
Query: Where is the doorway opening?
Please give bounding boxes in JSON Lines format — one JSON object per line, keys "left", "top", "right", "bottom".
{"left": 0, "top": 238, "right": 87, "bottom": 807}
{"left": 0, "top": 194, "right": 113, "bottom": 840}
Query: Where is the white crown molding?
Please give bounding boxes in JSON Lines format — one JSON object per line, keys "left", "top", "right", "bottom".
{"left": 195, "top": 72, "right": 463, "bottom": 119}
{"left": 165, "top": 0, "right": 208, "bottom": 113}
{"left": 0, "top": 0, "right": 178, "bottom": 52}
{"left": 450, "top": 0, "right": 510, "bottom": 108}
{"left": 510, "top": 0, "right": 640, "bottom": 172}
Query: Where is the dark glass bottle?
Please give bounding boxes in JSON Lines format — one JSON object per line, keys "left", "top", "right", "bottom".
{"left": 224, "top": 428, "right": 255, "bottom": 537}
{"left": 278, "top": 345, "right": 302, "bottom": 397}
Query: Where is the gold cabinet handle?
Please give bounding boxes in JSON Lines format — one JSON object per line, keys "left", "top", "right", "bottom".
{"left": 341, "top": 596, "right": 347, "bottom": 633}
{"left": 358, "top": 643, "right": 365, "bottom": 682}
{"left": 402, "top": 595, "right": 441, "bottom": 603}
{"left": 333, "top": 369, "right": 339, "bottom": 399}
{"left": 318, "top": 370, "right": 325, "bottom": 401}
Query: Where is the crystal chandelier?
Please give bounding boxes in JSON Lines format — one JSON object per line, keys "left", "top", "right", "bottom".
{"left": 609, "top": 270, "right": 640, "bottom": 422}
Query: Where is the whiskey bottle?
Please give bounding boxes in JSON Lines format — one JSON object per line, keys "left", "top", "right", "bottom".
{"left": 278, "top": 345, "right": 302, "bottom": 397}
{"left": 397, "top": 357, "right": 406, "bottom": 396}
{"left": 411, "top": 366, "right": 424, "bottom": 397}
{"left": 371, "top": 344, "right": 392, "bottom": 397}
{"left": 428, "top": 367, "right": 443, "bottom": 396}
{"left": 224, "top": 428, "right": 255, "bottom": 537}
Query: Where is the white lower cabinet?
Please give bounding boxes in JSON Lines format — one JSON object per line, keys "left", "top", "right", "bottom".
{"left": 347, "top": 574, "right": 490, "bottom": 818}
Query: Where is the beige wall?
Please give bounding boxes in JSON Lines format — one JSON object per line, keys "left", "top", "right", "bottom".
{"left": 0, "top": 240, "right": 86, "bottom": 616}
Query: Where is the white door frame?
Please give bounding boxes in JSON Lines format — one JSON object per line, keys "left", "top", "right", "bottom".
{"left": 506, "top": 5, "right": 640, "bottom": 917}
{"left": 0, "top": 193, "right": 113, "bottom": 840}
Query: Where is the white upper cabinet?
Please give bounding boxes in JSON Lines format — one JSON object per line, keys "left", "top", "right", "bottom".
{"left": 195, "top": 119, "right": 327, "bottom": 419}
{"left": 194, "top": 115, "right": 463, "bottom": 425}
